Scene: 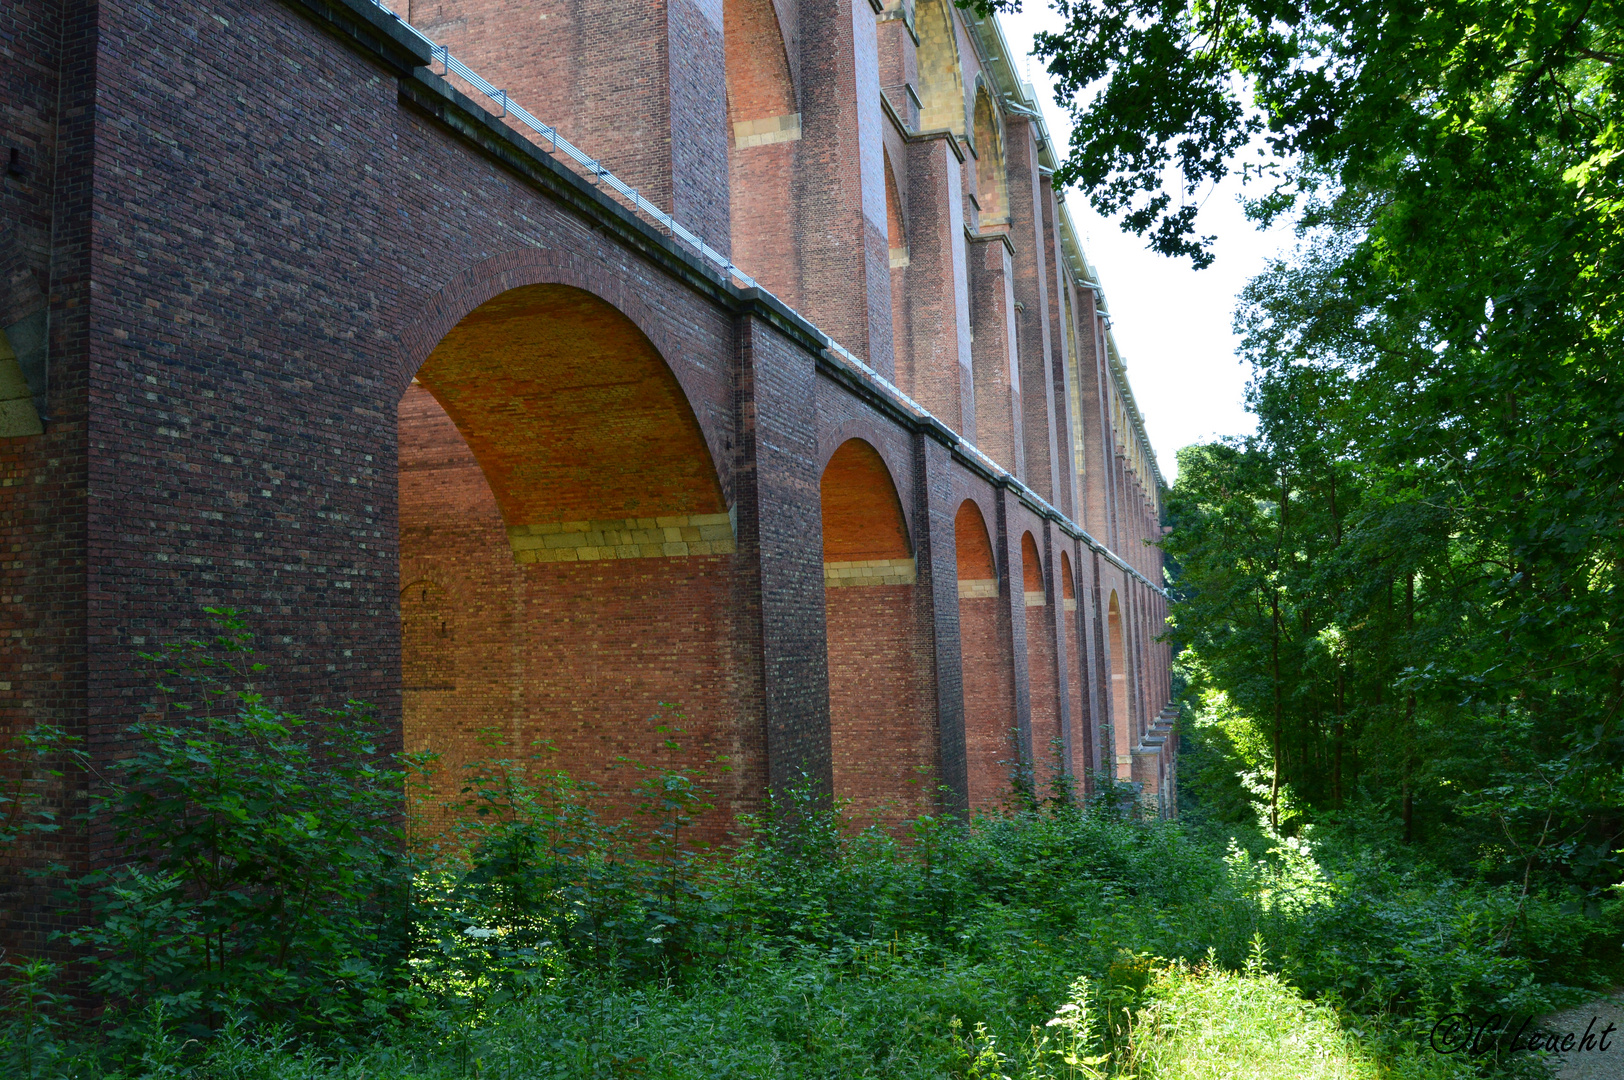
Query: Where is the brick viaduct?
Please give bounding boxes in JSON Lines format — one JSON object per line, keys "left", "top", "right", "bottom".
{"left": 0, "top": 0, "right": 1176, "bottom": 919}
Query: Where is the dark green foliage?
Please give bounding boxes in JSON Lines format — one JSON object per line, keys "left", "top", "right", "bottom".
{"left": 67, "top": 610, "right": 411, "bottom": 1037}
{"left": 973, "top": 0, "right": 1624, "bottom": 897}
{"left": 4, "top": 618, "right": 1619, "bottom": 1077}
{"left": 408, "top": 715, "right": 733, "bottom": 1003}
{"left": 0, "top": 723, "right": 84, "bottom": 864}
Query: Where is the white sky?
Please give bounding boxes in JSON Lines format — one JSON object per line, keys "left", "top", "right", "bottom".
{"left": 997, "top": 5, "right": 1293, "bottom": 482}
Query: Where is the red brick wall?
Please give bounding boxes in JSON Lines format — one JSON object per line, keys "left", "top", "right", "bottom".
{"left": 405, "top": 0, "right": 730, "bottom": 254}
{"left": 795, "top": 0, "right": 894, "bottom": 373}
{"left": 1, "top": 0, "right": 1190, "bottom": 949}
{"left": 821, "top": 438, "right": 932, "bottom": 825}
{"left": 1060, "top": 550, "right": 1089, "bottom": 786}
{"left": 969, "top": 237, "right": 1022, "bottom": 477}
{"left": 0, "top": 0, "right": 97, "bottom": 953}
{"left": 1021, "top": 532, "right": 1061, "bottom": 793}
{"left": 726, "top": 0, "right": 801, "bottom": 306}
{"left": 898, "top": 135, "right": 973, "bottom": 436}
{"left": 955, "top": 499, "right": 1013, "bottom": 811}
{"left": 399, "top": 385, "right": 748, "bottom": 843}
{"left": 824, "top": 585, "right": 933, "bottom": 824}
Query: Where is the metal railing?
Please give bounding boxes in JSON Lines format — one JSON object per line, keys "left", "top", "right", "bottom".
{"left": 366, "top": 0, "right": 1165, "bottom": 596}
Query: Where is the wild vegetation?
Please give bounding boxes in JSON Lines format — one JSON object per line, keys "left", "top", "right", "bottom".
{"left": 980, "top": 0, "right": 1624, "bottom": 893}
{"left": 4, "top": 2, "right": 1622, "bottom": 1073}
{"left": 0, "top": 614, "right": 1617, "bottom": 1078}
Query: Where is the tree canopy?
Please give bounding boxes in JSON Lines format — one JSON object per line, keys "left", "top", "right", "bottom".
{"left": 962, "top": 0, "right": 1624, "bottom": 888}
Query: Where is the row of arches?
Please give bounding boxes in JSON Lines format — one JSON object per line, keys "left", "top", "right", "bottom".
{"left": 396, "top": 279, "right": 1153, "bottom": 835}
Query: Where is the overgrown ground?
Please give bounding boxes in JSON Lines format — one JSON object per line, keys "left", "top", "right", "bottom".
{"left": 3, "top": 620, "right": 1620, "bottom": 1078}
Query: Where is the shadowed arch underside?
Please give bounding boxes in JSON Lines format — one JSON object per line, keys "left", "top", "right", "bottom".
{"left": 399, "top": 284, "right": 748, "bottom": 841}
{"left": 914, "top": 0, "right": 967, "bottom": 135}
{"left": 972, "top": 85, "right": 1009, "bottom": 229}
{"left": 820, "top": 439, "right": 933, "bottom": 825}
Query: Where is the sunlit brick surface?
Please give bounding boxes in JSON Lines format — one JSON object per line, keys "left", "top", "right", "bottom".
{"left": 400, "top": 324, "right": 746, "bottom": 841}
{"left": 955, "top": 499, "right": 1015, "bottom": 808}
{"left": 821, "top": 439, "right": 934, "bottom": 825}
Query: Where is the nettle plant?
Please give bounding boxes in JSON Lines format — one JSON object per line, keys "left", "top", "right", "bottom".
{"left": 69, "top": 609, "right": 411, "bottom": 1038}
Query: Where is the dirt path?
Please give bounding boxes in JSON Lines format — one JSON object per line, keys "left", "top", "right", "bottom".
{"left": 1541, "top": 991, "right": 1623, "bottom": 1079}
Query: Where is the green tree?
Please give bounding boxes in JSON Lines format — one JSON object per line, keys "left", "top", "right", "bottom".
{"left": 987, "top": 0, "right": 1623, "bottom": 886}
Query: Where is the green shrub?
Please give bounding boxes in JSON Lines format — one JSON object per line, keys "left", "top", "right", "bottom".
{"left": 67, "top": 610, "right": 410, "bottom": 1038}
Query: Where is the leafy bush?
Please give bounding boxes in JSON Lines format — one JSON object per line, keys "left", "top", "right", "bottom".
{"left": 68, "top": 611, "right": 410, "bottom": 1037}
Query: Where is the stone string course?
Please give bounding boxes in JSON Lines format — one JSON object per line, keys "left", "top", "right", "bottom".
{"left": 506, "top": 512, "right": 737, "bottom": 564}
{"left": 823, "top": 557, "right": 917, "bottom": 587}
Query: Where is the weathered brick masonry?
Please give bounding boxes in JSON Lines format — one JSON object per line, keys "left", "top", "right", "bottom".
{"left": 0, "top": 0, "right": 1175, "bottom": 944}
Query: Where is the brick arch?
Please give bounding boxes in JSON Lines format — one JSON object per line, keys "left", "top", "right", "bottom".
{"left": 915, "top": 0, "right": 967, "bottom": 134}
{"left": 821, "top": 437, "right": 931, "bottom": 825}
{"left": 884, "top": 149, "right": 908, "bottom": 250}
{"left": 1060, "top": 550, "right": 1077, "bottom": 601}
{"left": 392, "top": 249, "right": 733, "bottom": 501}
{"left": 1020, "top": 531, "right": 1045, "bottom": 602}
{"left": 726, "top": 0, "right": 798, "bottom": 117}
{"left": 414, "top": 283, "right": 728, "bottom": 546}
{"left": 820, "top": 437, "right": 911, "bottom": 563}
{"left": 398, "top": 277, "right": 747, "bottom": 844}
{"left": 818, "top": 418, "right": 917, "bottom": 543}
{"left": 1108, "top": 589, "right": 1132, "bottom": 779}
{"left": 954, "top": 498, "right": 996, "bottom": 586}
{"left": 972, "top": 81, "right": 1009, "bottom": 227}
{"left": 726, "top": 0, "right": 802, "bottom": 305}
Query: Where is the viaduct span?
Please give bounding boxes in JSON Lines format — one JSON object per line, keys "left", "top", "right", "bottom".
{"left": 0, "top": 0, "right": 1177, "bottom": 907}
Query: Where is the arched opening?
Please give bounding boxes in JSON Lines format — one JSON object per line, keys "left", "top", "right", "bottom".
{"left": 885, "top": 150, "right": 913, "bottom": 389}
{"left": 820, "top": 438, "right": 932, "bottom": 825}
{"left": 726, "top": 0, "right": 801, "bottom": 305}
{"left": 1107, "top": 590, "right": 1132, "bottom": 780}
{"left": 1059, "top": 550, "right": 1090, "bottom": 791}
{"left": 972, "top": 85, "right": 1008, "bottom": 230}
{"left": 885, "top": 151, "right": 908, "bottom": 269}
{"left": 954, "top": 498, "right": 1015, "bottom": 811}
{"left": 1022, "top": 532, "right": 1061, "bottom": 795}
{"left": 914, "top": 0, "right": 967, "bottom": 134}
{"left": 398, "top": 283, "right": 742, "bottom": 841}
